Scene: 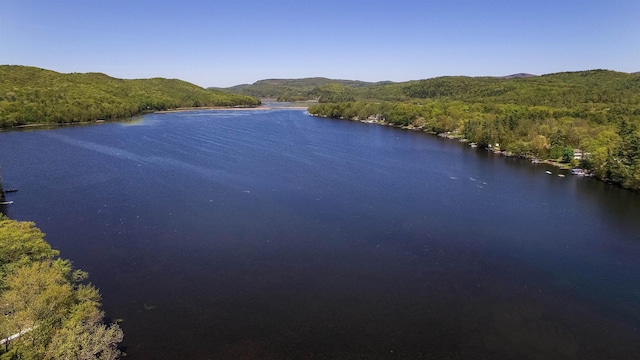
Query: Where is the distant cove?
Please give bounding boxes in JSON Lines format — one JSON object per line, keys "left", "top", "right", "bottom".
{"left": 1, "top": 109, "right": 640, "bottom": 359}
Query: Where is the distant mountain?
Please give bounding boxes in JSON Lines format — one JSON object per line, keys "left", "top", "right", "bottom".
{"left": 499, "top": 73, "right": 537, "bottom": 79}
{"left": 214, "top": 77, "right": 391, "bottom": 101}
{"left": 218, "top": 69, "right": 640, "bottom": 107}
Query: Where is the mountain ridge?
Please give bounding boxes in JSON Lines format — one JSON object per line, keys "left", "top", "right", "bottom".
{"left": 217, "top": 69, "right": 640, "bottom": 105}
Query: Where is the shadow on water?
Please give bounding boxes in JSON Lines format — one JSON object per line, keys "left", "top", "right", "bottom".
{"left": 0, "top": 185, "right": 4, "bottom": 211}
{"left": 0, "top": 173, "right": 6, "bottom": 214}
{"left": 0, "top": 169, "right": 18, "bottom": 214}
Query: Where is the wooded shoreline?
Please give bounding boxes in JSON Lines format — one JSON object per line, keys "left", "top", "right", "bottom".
{"left": 308, "top": 108, "right": 633, "bottom": 190}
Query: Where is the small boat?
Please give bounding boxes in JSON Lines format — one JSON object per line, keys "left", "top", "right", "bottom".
{"left": 0, "top": 201, "right": 13, "bottom": 205}
{"left": 4, "top": 188, "right": 17, "bottom": 193}
{"left": 545, "top": 171, "right": 552, "bottom": 175}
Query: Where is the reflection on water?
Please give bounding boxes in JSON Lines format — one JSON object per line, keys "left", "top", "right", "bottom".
{"left": 1, "top": 109, "right": 639, "bottom": 359}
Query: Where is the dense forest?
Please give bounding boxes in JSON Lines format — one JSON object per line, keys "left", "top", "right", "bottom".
{"left": 0, "top": 66, "right": 260, "bottom": 128}
{"left": 0, "top": 214, "right": 123, "bottom": 359}
{"left": 303, "top": 70, "right": 640, "bottom": 191}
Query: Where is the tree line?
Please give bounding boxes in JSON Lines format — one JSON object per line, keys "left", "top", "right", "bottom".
{"left": 0, "top": 215, "right": 124, "bottom": 359}
{"left": 0, "top": 66, "right": 261, "bottom": 128}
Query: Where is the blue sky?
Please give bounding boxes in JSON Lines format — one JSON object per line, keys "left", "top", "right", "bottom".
{"left": 1, "top": 0, "right": 638, "bottom": 87}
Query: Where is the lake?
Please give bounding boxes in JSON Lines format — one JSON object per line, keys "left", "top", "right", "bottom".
{"left": 1, "top": 109, "right": 640, "bottom": 359}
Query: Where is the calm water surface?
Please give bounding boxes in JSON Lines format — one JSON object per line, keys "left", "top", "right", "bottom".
{"left": 1, "top": 109, "right": 640, "bottom": 359}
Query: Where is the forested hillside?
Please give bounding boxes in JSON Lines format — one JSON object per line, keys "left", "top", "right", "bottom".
{"left": 387, "top": 70, "right": 640, "bottom": 106}
{"left": 221, "top": 70, "right": 640, "bottom": 106}
{"left": 217, "top": 77, "right": 389, "bottom": 101}
{"left": 0, "top": 66, "right": 260, "bottom": 128}
{"left": 0, "top": 215, "right": 123, "bottom": 359}
{"left": 307, "top": 70, "right": 640, "bottom": 191}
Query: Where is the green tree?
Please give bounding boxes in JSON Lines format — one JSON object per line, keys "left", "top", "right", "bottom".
{"left": 0, "top": 219, "right": 59, "bottom": 280}
{"left": 531, "top": 135, "right": 550, "bottom": 158}
{"left": 46, "top": 302, "right": 123, "bottom": 360}
{"left": 0, "top": 218, "right": 123, "bottom": 359}
{"left": 0, "top": 261, "right": 74, "bottom": 357}
{"left": 561, "top": 147, "right": 575, "bottom": 163}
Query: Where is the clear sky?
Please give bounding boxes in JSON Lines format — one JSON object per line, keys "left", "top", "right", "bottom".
{"left": 1, "top": 0, "right": 638, "bottom": 88}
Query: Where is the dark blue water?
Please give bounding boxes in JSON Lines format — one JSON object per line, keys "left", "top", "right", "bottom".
{"left": 1, "top": 109, "right": 640, "bottom": 359}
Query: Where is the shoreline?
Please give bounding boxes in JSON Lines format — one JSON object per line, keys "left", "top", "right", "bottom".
{"left": 154, "top": 105, "right": 309, "bottom": 113}
{"left": 154, "top": 105, "right": 268, "bottom": 113}
{"left": 0, "top": 104, "right": 311, "bottom": 131}
{"left": 311, "top": 114, "right": 593, "bottom": 177}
